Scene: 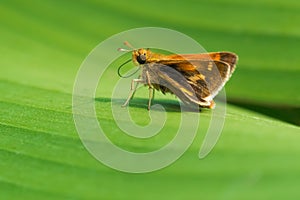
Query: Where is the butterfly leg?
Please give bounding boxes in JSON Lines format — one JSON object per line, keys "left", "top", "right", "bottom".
{"left": 130, "top": 75, "right": 141, "bottom": 100}
{"left": 147, "top": 86, "right": 154, "bottom": 110}
{"left": 122, "top": 78, "right": 144, "bottom": 107}
{"left": 146, "top": 71, "right": 154, "bottom": 110}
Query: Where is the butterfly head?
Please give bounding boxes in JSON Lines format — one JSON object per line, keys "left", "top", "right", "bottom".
{"left": 132, "top": 48, "right": 151, "bottom": 65}
{"left": 117, "top": 42, "right": 151, "bottom": 78}
{"left": 118, "top": 41, "right": 152, "bottom": 66}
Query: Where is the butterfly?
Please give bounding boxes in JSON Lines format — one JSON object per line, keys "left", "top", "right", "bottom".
{"left": 118, "top": 42, "right": 238, "bottom": 110}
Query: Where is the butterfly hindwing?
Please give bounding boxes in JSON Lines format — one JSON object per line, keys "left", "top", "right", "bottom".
{"left": 142, "top": 62, "right": 211, "bottom": 107}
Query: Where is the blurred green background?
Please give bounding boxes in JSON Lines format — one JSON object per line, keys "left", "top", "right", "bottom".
{"left": 0, "top": 0, "right": 300, "bottom": 199}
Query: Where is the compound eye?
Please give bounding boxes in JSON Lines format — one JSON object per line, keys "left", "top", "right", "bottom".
{"left": 137, "top": 54, "right": 146, "bottom": 64}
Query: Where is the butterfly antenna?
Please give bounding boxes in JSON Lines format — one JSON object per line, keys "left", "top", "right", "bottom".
{"left": 117, "top": 41, "right": 139, "bottom": 78}
{"left": 117, "top": 48, "right": 131, "bottom": 52}
{"left": 124, "top": 41, "right": 135, "bottom": 49}
{"left": 117, "top": 41, "right": 135, "bottom": 52}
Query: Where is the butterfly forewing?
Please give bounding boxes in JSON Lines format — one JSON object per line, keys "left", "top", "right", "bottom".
{"left": 151, "top": 58, "right": 231, "bottom": 105}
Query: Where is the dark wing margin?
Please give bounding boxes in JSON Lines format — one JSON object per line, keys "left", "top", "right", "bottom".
{"left": 208, "top": 52, "right": 238, "bottom": 75}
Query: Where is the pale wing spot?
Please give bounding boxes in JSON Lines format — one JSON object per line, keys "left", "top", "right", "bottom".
{"left": 199, "top": 74, "right": 205, "bottom": 80}
{"left": 189, "top": 74, "right": 205, "bottom": 82}
{"left": 208, "top": 62, "right": 213, "bottom": 71}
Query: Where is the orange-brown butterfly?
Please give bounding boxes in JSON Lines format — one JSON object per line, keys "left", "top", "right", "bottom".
{"left": 118, "top": 42, "right": 238, "bottom": 110}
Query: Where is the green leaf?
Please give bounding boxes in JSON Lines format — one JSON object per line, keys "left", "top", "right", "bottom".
{"left": 0, "top": 0, "right": 299, "bottom": 199}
